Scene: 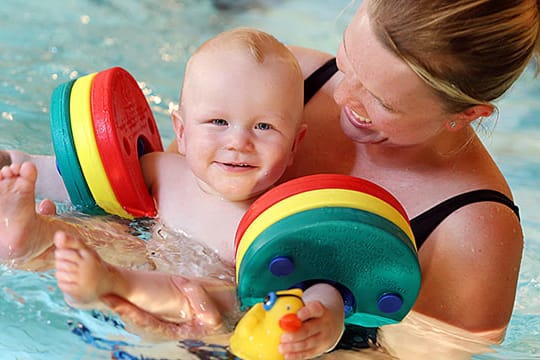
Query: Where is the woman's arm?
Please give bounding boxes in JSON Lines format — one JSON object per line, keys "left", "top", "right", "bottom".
{"left": 413, "top": 200, "right": 523, "bottom": 339}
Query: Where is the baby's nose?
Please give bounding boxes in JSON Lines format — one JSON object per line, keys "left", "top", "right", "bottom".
{"left": 225, "top": 128, "right": 255, "bottom": 152}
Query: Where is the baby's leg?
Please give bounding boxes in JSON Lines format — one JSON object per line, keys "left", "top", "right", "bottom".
{"left": 1, "top": 152, "right": 58, "bottom": 215}
{"left": 54, "top": 231, "right": 117, "bottom": 306}
{"left": 6, "top": 150, "right": 68, "bottom": 201}
{"left": 55, "top": 229, "right": 234, "bottom": 330}
{"left": 0, "top": 162, "right": 45, "bottom": 260}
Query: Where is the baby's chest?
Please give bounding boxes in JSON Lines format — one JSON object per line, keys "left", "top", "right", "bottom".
{"left": 158, "top": 196, "right": 242, "bottom": 264}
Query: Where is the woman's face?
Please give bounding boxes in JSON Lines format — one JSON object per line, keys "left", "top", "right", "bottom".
{"left": 334, "top": 3, "right": 451, "bottom": 148}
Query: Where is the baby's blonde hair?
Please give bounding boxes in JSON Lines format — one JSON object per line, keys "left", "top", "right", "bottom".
{"left": 368, "top": 0, "right": 540, "bottom": 113}
{"left": 192, "top": 27, "right": 302, "bottom": 79}
{"left": 180, "top": 27, "right": 304, "bottom": 116}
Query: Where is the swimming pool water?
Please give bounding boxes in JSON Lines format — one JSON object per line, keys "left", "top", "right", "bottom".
{"left": 1, "top": 0, "right": 539, "bottom": 359}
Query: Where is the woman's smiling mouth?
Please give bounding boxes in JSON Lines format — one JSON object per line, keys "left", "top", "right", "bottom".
{"left": 344, "top": 106, "right": 372, "bottom": 128}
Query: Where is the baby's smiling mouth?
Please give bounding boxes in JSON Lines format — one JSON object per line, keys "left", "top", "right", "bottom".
{"left": 218, "top": 161, "right": 255, "bottom": 169}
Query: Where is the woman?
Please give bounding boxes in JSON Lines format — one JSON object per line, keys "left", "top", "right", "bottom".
{"left": 164, "top": 0, "right": 537, "bottom": 354}
{"left": 3, "top": 0, "right": 538, "bottom": 357}
{"left": 283, "top": 0, "right": 536, "bottom": 338}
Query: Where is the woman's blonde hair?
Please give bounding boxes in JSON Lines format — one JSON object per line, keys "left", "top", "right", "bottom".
{"left": 368, "top": 0, "right": 540, "bottom": 113}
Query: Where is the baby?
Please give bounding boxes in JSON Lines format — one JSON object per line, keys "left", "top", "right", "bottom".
{"left": 0, "top": 27, "right": 345, "bottom": 357}
{"left": 54, "top": 26, "right": 307, "bottom": 332}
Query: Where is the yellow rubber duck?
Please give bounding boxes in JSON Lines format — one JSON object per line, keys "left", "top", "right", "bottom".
{"left": 230, "top": 288, "right": 304, "bottom": 360}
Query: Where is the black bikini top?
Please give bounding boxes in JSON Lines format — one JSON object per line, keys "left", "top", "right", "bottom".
{"left": 304, "top": 57, "right": 338, "bottom": 105}
{"left": 410, "top": 189, "right": 520, "bottom": 249}
{"left": 303, "top": 57, "right": 521, "bottom": 249}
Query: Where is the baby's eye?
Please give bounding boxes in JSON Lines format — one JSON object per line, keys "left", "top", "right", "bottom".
{"left": 255, "top": 122, "right": 273, "bottom": 130}
{"left": 211, "top": 119, "right": 228, "bottom": 126}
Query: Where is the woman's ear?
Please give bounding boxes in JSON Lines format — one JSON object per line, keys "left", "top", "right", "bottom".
{"left": 446, "top": 104, "right": 493, "bottom": 131}
{"left": 171, "top": 110, "right": 186, "bottom": 155}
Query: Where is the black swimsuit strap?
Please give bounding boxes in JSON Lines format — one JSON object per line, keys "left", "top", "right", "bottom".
{"left": 303, "top": 57, "right": 338, "bottom": 105}
{"left": 410, "top": 189, "right": 520, "bottom": 249}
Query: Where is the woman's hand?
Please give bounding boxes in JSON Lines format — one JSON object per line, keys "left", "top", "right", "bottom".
{"left": 102, "top": 292, "right": 223, "bottom": 341}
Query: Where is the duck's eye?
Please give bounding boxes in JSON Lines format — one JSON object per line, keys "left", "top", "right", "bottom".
{"left": 263, "top": 292, "right": 278, "bottom": 311}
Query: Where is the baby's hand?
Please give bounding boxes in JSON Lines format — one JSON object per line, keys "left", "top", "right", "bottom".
{"left": 279, "top": 300, "right": 344, "bottom": 359}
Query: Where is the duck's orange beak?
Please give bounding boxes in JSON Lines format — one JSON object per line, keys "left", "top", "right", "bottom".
{"left": 279, "top": 313, "right": 302, "bottom": 333}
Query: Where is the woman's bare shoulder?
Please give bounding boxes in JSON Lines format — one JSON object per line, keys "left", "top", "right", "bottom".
{"left": 287, "top": 45, "right": 335, "bottom": 78}
{"left": 414, "top": 198, "right": 522, "bottom": 332}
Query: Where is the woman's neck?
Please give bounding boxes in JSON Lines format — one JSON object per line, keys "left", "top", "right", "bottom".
{"left": 355, "top": 126, "right": 478, "bottom": 172}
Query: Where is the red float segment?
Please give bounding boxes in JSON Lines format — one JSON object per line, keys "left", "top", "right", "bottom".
{"left": 91, "top": 67, "right": 163, "bottom": 217}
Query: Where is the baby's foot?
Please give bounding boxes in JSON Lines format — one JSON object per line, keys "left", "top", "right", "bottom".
{"left": 36, "top": 199, "right": 57, "bottom": 216}
{"left": 0, "top": 162, "right": 41, "bottom": 260}
{"left": 54, "top": 231, "right": 116, "bottom": 306}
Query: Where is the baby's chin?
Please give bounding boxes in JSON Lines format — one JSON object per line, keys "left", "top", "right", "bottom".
{"left": 219, "top": 190, "right": 265, "bottom": 203}
{"left": 198, "top": 179, "right": 272, "bottom": 203}
{"left": 197, "top": 182, "right": 261, "bottom": 203}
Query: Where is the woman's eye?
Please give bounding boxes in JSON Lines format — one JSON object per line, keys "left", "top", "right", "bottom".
{"left": 255, "top": 122, "right": 273, "bottom": 130}
{"left": 380, "top": 102, "right": 395, "bottom": 113}
{"left": 211, "top": 119, "right": 228, "bottom": 126}
{"left": 375, "top": 97, "right": 395, "bottom": 113}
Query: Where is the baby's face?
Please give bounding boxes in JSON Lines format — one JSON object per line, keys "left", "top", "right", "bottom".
{"left": 177, "top": 49, "right": 304, "bottom": 201}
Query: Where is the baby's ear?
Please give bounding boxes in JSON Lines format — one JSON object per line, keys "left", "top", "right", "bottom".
{"left": 289, "top": 124, "right": 308, "bottom": 166}
{"left": 171, "top": 110, "right": 186, "bottom": 155}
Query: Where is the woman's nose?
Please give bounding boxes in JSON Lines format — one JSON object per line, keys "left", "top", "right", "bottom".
{"left": 333, "top": 76, "right": 350, "bottom": 106}
{"left": 333, "top": 75, "right": 364, "bottom": 110}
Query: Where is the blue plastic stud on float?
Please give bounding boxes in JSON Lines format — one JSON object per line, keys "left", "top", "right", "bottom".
{"left": 269, "top": 256, "right": 295, "bottom": 276}
{"left": 377, "top": 293, "right": 403, "bottom": 314}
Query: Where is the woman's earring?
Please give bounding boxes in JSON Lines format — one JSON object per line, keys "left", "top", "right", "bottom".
{"left": 449, "top": 120, "right": 456, "bottom": 129}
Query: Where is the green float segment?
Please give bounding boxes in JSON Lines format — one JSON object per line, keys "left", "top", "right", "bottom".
{"left": 50, "top": 79, "right": 104, "bottom": 215}
{"left": 49, "top": 67, "right": 163, "bottom": 218}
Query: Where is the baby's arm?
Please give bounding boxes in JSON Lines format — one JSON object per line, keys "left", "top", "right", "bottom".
{"left": 279, "top": 283, "right": 345, "bottom": 359}
{"left": 1, "top": 150, "right": 68, "bottom": 201}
